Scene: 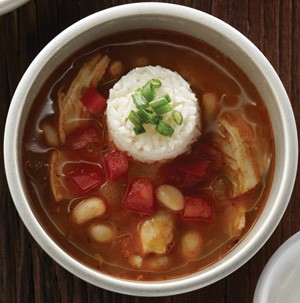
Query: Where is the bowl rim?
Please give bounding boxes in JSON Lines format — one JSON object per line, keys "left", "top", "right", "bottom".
{"left": 0, "top": 0, "right": 30, "bottom": 16}
{"left": 4, "top": 2, "right": 298, "bottom": 297}
{"left": 253, "top": 231, "right": 300, "bottom": 302}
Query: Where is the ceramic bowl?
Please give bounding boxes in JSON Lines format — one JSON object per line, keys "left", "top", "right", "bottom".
{"left": 4, "top": 3, "right": 298, "bottom": 296}
{"left": 254, "top": 232, "right": 300, "bottom": 303}
{"left": 0, "top": 0, "right": 29, "bottom": 15}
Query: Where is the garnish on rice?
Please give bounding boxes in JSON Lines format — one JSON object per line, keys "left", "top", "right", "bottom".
{"left": 128, "top": 79, "right": 183, "bottom": 136}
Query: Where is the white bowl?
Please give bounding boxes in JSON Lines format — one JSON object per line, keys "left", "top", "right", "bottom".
{"left": 4, "top": 2, "right": 298, "bottom": 297}
{"left": 254, "top": 232, "right": 300, "bottom": 303}
{"left": 0, "top": 0, "right": 29, "bottom": 15}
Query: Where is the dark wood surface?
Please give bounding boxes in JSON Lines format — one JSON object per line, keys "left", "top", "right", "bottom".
{"left": 0, "top": 1, "right": 299, "bottom": 302}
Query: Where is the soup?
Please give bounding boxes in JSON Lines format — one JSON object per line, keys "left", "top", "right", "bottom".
{"left": 22, "top": 30, "right": 274, "bottom": 281}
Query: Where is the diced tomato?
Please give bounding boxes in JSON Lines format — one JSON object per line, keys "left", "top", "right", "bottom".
{"left": 104, "top": 151, "right": 129, "bottom": 181}
{"left": 80, "top": 87, "right": 107, "bottom": 114}
{"left": 182, "top": 196, "right": 215, "bottom": 222}
{"left": 67, "top": 124, "right": 101, "bottom": 150}
{"left": 65, "top": 163, "right": 105, "bottom": 194}
{"left": 174, "top": 156, "right": 212, "bottom": 179}
{"left": 160, "top": 156, "right": 212, "bottom": 189}
{"left": 66, "top": 124, "right": 103, "bottom": 161}
{"left": 123, "top": 178, "right": 155, "bottom": 214}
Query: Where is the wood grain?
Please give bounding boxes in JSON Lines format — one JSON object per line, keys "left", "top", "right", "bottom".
{"left": 0, "top": 1, "right": 299, "bottom": 302}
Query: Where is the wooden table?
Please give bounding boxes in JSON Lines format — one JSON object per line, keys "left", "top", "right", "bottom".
{"left": 1, "top": 1, "right": 299, "bottom": 302}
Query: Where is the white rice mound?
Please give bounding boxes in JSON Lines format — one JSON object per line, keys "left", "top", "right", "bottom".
{"left": 106, "top": 65, "right": 201, "bottom": 163}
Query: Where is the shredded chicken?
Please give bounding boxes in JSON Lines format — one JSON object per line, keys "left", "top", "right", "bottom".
{"left": 49, "top": 54, "right": 110, "bottom": 201}
{"left": 215, "top": 112, "right": 270, "bottom": 197}
{"left": 49, "top": 150, "right": 72, "bottom": 202}
{"left": 222, "top": 203, "right": 246, "bottom": 238}
{"left": 139, "top": 211, "right": 175, "bottom": 255}
{"left": 58, "top": 54, "right": 110, "bottom": 143}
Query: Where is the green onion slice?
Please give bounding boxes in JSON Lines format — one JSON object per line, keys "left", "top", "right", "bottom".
{"left": 128, "top": 110, "right": 142, "bottom": 126}
{"left": 163, "top": 94, "right": 171, "bottom": 103}
{"left": 156, "top": 121, "right": 174, "bottom": 137}
{"left": 142, "top": 81, "right": 155, "bottom": 101}
{"left": 128, "top": 79, "right": 183, "bottom": 137}
{"left": 150, "top": 97, "right": 172, "bottom": 115}
{"left": 133, "top": 125, "right": 146, "bottom": 135}
{"left": 137, "top": 108, "right": 155, "bottom": 124}
{"left": 149, "top": 97, "right": 168, "bottom": 108}
{"left": 142, "top": 79, "right": 162, "bottom": 101}
{"left": 152, "top": 103, "right": 172, "bottom": 115}
{"left": 140, "top": 110, "right": 161, "bottom": 125}
{"left": 132, "top": 91, "right": 149, "bottom": 109}
{"left": 172, "top": 110, "right": 183, "bottom": 125}
{"left": 151, "top": 79, "right": 162, "bottom": 88}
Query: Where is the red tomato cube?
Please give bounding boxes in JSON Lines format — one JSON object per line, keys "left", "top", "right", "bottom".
{"left": 67, "top": 124, "right": 101, "bottom": 150}
{"left": 104, "top": 151, "right": 129, "bottom": 181}
{"left": 123, "top": 178, "right": 155, "bottom": 215}
{"left": 80, "top": 87, "right": 107, "bottom": 114}
{"left": 160, "top": 156, "right": 212, "bottom": 189}
{"left": 66, "top": 163, "right": 105, "bottom": 194}
{"left": 182, "top": 196, "right": 215, "bottom": 222}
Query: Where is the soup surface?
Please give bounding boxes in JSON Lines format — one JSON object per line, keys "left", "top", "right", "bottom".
{"left": 23, "top": 30, "right": 274, "bottom": 281}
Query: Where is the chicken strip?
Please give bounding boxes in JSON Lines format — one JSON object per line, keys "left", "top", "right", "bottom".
{"left": 139, "top": 211, "right": 175, "bottom": 255}
{"left": 215, "top": 112, "right": 270, "bottom": 197}
{"left": 49, "top": 150, "right": 72, "bottom": 202}
{"left": 58, "top": 54, "right": 110, "bottom": 143}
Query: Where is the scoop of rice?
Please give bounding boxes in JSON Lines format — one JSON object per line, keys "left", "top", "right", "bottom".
{"left": 106, "top": 65, "right": 201, "bottom": 163}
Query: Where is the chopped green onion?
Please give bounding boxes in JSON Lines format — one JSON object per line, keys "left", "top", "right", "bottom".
{"left": 137, "top": 110, "right": 161, "bottom": 125}
{"left": 151, "top": 114, "right": 162, "bottom": 124}
{"left": 137, "top": 108, "right": 155, "bottom": 124}
{"left": 128, "top": 79, "right": 183, "bottom": 137}
{"left": 142, "top": 79, "right": 162, "bottom": 101}
{"left": 152, "top": 103, "right": 172, "bottom": 115}
{"left": 156, "top": 121, "right": 174, "bottom": 137}
{"left": 132, "top": 91, "right": 149, "bottom": 109}
{"left": 149, "top": 97, "right": 172, "bottom": 115}
{"left": 149, "top": 97, "right": 169, "bottom": 108}
{"left": 164, "top": 94, "right": 171, "bottom": 103}
{"left": 133, "top": 125, "right": 146, "bottom": 135}
{"left": 128, "top": 110, "right": 142, "bottom": 126}
{"left": 172, "top": 110, "right": 183, "bottom": 125}
{"left": 142, "top": 81, "right": 156, "bottom": 101}
{"left": 151, "top": 79, "right": 162, "bottom": 88}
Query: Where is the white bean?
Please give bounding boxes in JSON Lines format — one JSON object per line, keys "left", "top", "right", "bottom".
{"left": 108, "top": 60, "right": 124, "bottom": 79}
{"left": 132, "top": 56, "right": 149, "bottom": 67}
{"left": 202, "top": 92, "right": 220, "bottom": 122}
{"left": 71, "top": 196, "right": 106, "bottom": 224}
{"left": 128, "top": 255, "right": 143, "bottom": 269}
{"left": 155, "top": 185, "right": 184, "bottom": 211}
{"left": 181, "top": 231, "right": 203, "bottom": 260}
{"left": 89, "top": 223, "right": 115, "bottom": 242}
{"left": 145, "top": 256, "right": 169, "bottom": 270}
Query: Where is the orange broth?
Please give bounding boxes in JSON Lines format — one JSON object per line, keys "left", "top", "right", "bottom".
{"left": 22, "top": 30, "right": 274, "bottom": 280}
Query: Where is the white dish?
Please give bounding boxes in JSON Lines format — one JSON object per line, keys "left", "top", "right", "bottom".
{"left": 4, "top": 2, "right": 298, "bottom": 296}
{"left": 0, "top": 0, "right": 29, "bottom": 15}
{"left": 254, "top": 231, "right": 300, "bottom": 303}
